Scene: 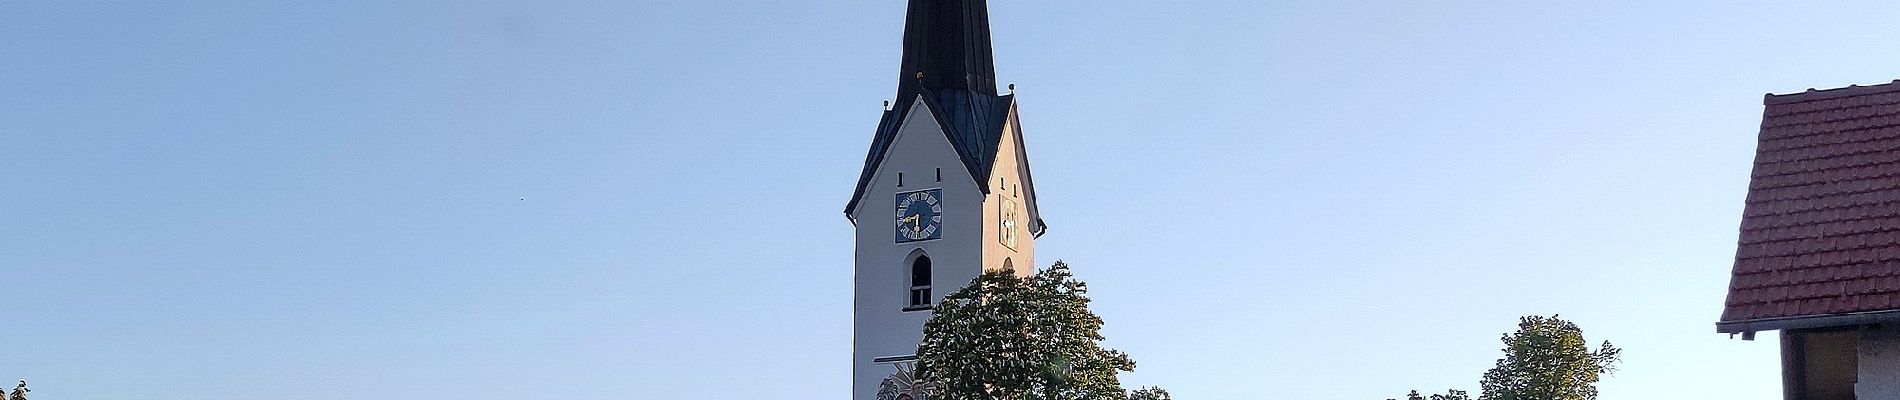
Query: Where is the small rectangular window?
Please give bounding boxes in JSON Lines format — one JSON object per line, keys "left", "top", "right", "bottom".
{"left": 898, "top": 172, "right": 904, "bottom": 187}
{"left": 935, "top": 168, "right": 941, "bottom": 182}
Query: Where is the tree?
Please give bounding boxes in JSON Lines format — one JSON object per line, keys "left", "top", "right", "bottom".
{"left": 1477, "top": 315, "right": 1620, "bottom": 400}
{"left": 8, "top": 380, "right": 25, "bottom": 400}
{"left": 915, "top": 261, "right": 1138, "bottom": 400}
{"left": 1127, "top": 386, "right": 1172, "bottom": 400}
{"left": 1391, "top": 389, "right": 1470, "bottom": 400}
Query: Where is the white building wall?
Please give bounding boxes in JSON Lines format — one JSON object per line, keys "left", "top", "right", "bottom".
{"left": 1859, "top": 325, "right": 1900, "bottom": 398}
{"left": 850, "top": 98, "right": 986, "bottom": 400}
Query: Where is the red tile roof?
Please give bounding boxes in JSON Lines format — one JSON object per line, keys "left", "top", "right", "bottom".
{"left": 1721, "top": 80, "right": 1900, "bottom": 329}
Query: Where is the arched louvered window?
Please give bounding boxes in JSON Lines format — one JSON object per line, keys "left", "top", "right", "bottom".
{"left": 908, "top": 254, "right": 932, "bottom": 309}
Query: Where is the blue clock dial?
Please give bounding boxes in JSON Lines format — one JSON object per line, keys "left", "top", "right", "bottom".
{"left": 895, "top": 189, "right": 943, "bottom": 243}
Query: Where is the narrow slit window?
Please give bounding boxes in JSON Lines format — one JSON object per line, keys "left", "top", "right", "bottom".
{"left": 935, "top": 168, "right": 941, "bottom": 182}
{"left": 898, "top": 172, "right": 904, "bottom": 187}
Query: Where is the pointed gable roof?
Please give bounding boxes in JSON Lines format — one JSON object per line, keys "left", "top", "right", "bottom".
{"left": 844, "top": 0, "right": 1031, "bottom": 223}
{"left": 1718, "top": 80, "right": 1900, "bottom": 334}
{"left": 844, "top": 90, "right": 1015, "bottom": 217}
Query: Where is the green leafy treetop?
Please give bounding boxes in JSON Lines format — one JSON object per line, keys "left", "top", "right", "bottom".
{"left": 915, "top": 261, "right": 1139, "bottom": 400}
{"left": 1477, "top": 315, "right": 1621, "bottom": 400}
{"left": 1390, "top": 389, "right": 1470, "bottom": 400}
{"left": 1126, "top": 386, "right": 1172, "bottom": 400}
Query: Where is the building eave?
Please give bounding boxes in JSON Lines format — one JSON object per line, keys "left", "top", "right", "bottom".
{"left": 1717, "top": 309, "right": 1900, "bottom": 334}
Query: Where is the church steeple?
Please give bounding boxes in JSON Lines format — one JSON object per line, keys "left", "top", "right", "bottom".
{"left": 848, "top": 2, "right": 1046, "bottom": 399}
{"left": 896, "top": 0, "right": 997, "bottom": 98}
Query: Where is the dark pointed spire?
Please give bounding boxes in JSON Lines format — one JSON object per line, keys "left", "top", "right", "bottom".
{"left": 896, "top": 0, "right": 997, "bottom": 98}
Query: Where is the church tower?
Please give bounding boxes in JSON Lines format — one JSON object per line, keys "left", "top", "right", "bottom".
{"left": 843, "top": 1, "right": 1046, "bottom": 399}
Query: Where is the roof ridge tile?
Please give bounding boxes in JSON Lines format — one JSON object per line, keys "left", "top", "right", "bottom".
{"left": 1766, "top": 80, "right": 1900, "bottom": 106}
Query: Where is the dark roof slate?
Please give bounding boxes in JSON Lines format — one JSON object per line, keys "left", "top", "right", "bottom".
{"left": 1720, "top": 80, "right": 1900, "bottom": 329}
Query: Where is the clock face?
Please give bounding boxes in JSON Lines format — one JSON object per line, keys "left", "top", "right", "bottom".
{"left": 999, "top": 197, "right": 1019, "bottom": 250}
{"left": 895, "top": 189, "right": 943, "bottom": 243}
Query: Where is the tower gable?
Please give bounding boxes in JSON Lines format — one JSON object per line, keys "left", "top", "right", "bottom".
{"left": 976, "top": 103, "right": 1044, "bottom": 276}
{"left": 847, "top": 96, "right": 982, "bottom": 220}
{"left": 845, "top": 90, "right": 1017, "bottom": 221}
{"left": 993, "top": 104, "right": 1046, "bottom": 236}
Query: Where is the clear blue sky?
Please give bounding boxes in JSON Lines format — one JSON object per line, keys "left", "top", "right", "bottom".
{"left": 5, "top": 1, "right": 1900, "bottom": 398}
